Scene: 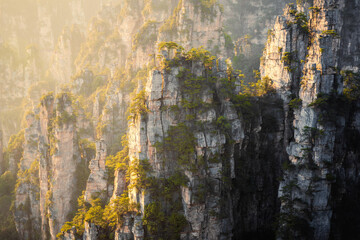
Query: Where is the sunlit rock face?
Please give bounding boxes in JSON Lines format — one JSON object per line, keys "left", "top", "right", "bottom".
{"left": 84, "top": 140, "right": 108, "bottom": 202}
{"left": 126, "top": 64, "right": 233, "bottom": 238}
{"left": 123, "top": 51, "right": 287, "bottom": 239}
{"left": 10, "top": 92, "right": 88, "bottom": 240}
{"left": 48, "top": 94, "right": 82, "bottom": 239}
{"left": 261, "top": 0, "right": 360, "bottom": 239}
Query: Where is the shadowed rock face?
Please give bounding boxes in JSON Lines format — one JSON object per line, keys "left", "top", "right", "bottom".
{"left": 261, "top": 0, "right": 360, "bottom": 239}
{"left": 120, "top": 52, "right": 288, "bottom": 239}
{"left": 84, "top": 140, "right": 108, "bottom": 202}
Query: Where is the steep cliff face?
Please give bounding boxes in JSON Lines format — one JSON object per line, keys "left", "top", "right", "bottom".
{"left": 14, "top": 112, "right": 41, "bottom": 240}
{"left": 112, "top": 44, "right": 288, "bottom": 239}
{"left": 4, "top": 1, "right": 360, "bottom": 240}
{"left": 84, "top": 140, "right": 108, "bottom": 202}
{"left": 11, "top": 92, "right": 93, "bottom": 240}
{"left": 230, "top": 94, "right": 286, "bottom": 239}
{"left": 261, "top": 0, "right": 360, "bottom": 239}
{"left": 121, "top": 52, "right": 229, "bottom": 239}
{"left": 38, "top": 94, "right": 54, "bottom": 240}
{"left": 48, "top": 94, "right": 82, "bottom": 239}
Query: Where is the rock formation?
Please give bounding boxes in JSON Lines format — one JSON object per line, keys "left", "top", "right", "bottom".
{"left": 14, "top": 112, "right": 41, "bottom": 240}
{"left": 261, "top": 0, "right": 360, "bottom": 238}
{"left": 1, "top": 0, "right": 360, "bottom": 240}
{"left": 84, "top": 140, "right": 108, "bottom": 202}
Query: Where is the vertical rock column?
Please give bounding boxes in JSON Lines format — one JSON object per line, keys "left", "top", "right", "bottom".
{"left": 261, "top": 1, "right": 347, "bottom": 239}
{"left": 84, "top": 139, "right": 108, "bottom": 201}
{"left": 126, "top": 58, "right": 244, "bottom": 239}
{"left": 39, "top": 94, "right": 54, "bottom": 240}
{"left": 48, "top": 93, "right": 81, "bottom": 239}
{"left": 14, "top": 112, "right": 41, "bottom": 240}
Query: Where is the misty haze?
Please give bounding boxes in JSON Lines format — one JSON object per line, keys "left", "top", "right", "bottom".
{"left": 0, "top": 0, "right": 359, "bottom": 239}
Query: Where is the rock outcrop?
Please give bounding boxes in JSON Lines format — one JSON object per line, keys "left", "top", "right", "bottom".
{"left": 11, "top": 92, "right": 92, "bottom": 240}
{"left": 38, "top": 94, "right": 54, "bottom": 240}
{"left": 119, "top": 46, "right": 283, "bottom": 239}
{"left": 84, "top": 140, "right": 108, "bottom": 202}
{"left": 48, "top": 93, "right": 82, "bottom": 239}
{"left": 261, "top": 1, "right": 360, "bottom": 239}
{"left": 14, "top": 112, "right": 41, "bottom": 240}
